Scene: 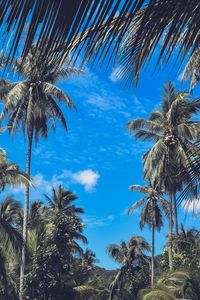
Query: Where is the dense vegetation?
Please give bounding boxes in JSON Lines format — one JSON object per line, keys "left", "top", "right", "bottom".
{"left": 0, "top": 1, "right": 200, "bottom": 299}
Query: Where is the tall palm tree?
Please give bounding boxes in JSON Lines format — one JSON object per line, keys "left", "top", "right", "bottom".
{"left": 128, "top": 82, "right": 200, "bottom": 269}
{"left": 107, "top": 236, "right": 151, "bottom": 300}
{"left": 44, "top": 185, "right": 84, "bottom": 216}
{"left": 128, "top": 184, "right": 169, "bottom": 288}
{"left": 0, "top": 47, "right": 83, "bottom": 298}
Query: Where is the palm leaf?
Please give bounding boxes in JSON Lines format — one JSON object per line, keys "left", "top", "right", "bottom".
{"left": 128, "top": 198, "right": 146, "bottom": 215}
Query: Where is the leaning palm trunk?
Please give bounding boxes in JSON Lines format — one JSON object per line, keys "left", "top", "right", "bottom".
{"left": 19, "top": 128, "right": 33, "bottom": 299}
{"left": 168, "top": 193, "right": 173, "bottom": 270}
{"left": 109, "top": 269, "right": 124, "bottom": 300}
{"left": 173, "top": 193, "right": 178, "bottom": 237}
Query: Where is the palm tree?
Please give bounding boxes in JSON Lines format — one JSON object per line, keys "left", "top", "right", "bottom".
{"left": 81, "top": 249, "right": 99, "bottom": 270}
{"left": 173, "top": 224, "right": 200, "bottom": 254}
{"left": 1, "top": 1, "right": 199, "bottom": 86}
{"left": 44, "top": 187, "right": 87, "bottom": 257}
{"left": 128, "top": 81, "right": 200, "bottom": 269}
{"left": 0, "top": 47, "right": 83, "bottom": 298}
{"left": 44, "top": 185, "right": 84, "bottom": 216}
{"left": 128, "top": 184, "right": 169, "bottom": 288}
{"left": 107, "top": 236, "right": 151, "bottom": 300}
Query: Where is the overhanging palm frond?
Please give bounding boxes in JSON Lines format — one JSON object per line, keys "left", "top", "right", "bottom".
{"left": 42, "top": 82, "right": 76, "bottom": 109}
{"left": 107, "top": 244, "right": 124, "bottom": 264}
{"left": 129, "top": 185, "right": 150, "bottom": 194}
{"left": 0, "top": 149, "right": 30, "bottom": 190}
{"left": 182, "top": 47, "right": 200, "bottom": 93}
{"left": 1, "top": 1, "right": 199, "bottom": 85}
{"left": 177, "top": 140, "right": 200, "bottom": 206}
{"left": 128, "top": 198, "right": 145, "bottom": 215}
{"left": 0, "top": 0, "right": 144, "bottom": 64}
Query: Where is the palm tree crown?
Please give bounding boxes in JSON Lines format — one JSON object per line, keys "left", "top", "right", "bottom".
{"left": 108, "top": 236, "right": 150, "bottom": 268}
{"left": 128, "top": 81, "right": 200, "bottom": 191}
{"left": 128, "top": 185, "right": 169, "bottom": 230}
{"left": 44, "top": 185, "right": 84, "bottom": 215}
{"left": 0, "top": 48, "right": 84, "bottom": 141}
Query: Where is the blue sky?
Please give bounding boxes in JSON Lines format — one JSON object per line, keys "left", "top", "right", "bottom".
{"left": 1, "top": 54, "right": 200, "bottom": 269}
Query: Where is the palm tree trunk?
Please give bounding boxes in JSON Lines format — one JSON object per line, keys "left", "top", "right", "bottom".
{"left": 168, "top": 193, "right": 173, "bottom": 270}
{"left": 19, "top": 128, "right": 33, "bottom": 300}
{"left": 151, "top": 197, "right": 155, "bottom": 289}
{"left": 151, "top": 221, "right": 155, "bottom": 288}
{"left": 173, "top": 192, "right": 178, "bottom": 237}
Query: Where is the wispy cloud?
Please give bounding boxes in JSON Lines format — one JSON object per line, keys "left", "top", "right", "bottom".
{"left": 86, "top": 95, "right": 114, "bottom": 111}
{"left": 83, "top": 214, "right": 115, "bottom": 228}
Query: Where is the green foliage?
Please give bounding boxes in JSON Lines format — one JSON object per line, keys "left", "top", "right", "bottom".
{"left": 161, "top": 226, "right": 200, "bottom": 271}
{"left": 24, "top": 212, "right": 85, "bottom": 299}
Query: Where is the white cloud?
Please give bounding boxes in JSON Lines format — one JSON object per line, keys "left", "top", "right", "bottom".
{"left": 70, "top": 169, "right": 100, "bottom": 192}
{"left": 181, "top": 199, "right": 200, "bottom": 212}
{"left": 33, "top": 169, "right": 100, "bottom": 193}
{"left": 8, "top": 168, "right": 100, "bottom": 199}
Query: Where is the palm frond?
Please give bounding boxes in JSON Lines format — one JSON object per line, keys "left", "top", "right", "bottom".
{"left": 182, "top": 47, "right": 200, "bottom": 93}
{"left": 128, "top": 198, "right": 146, "bottom": 215}
{"left": 129, "top": 184, "right": 149, "bottom": 194}
{"left": 2, "top": 1, "right": 199, "bottom": 85}
{"left": 42, "top": 82, "right": 76, "bottom": 109}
